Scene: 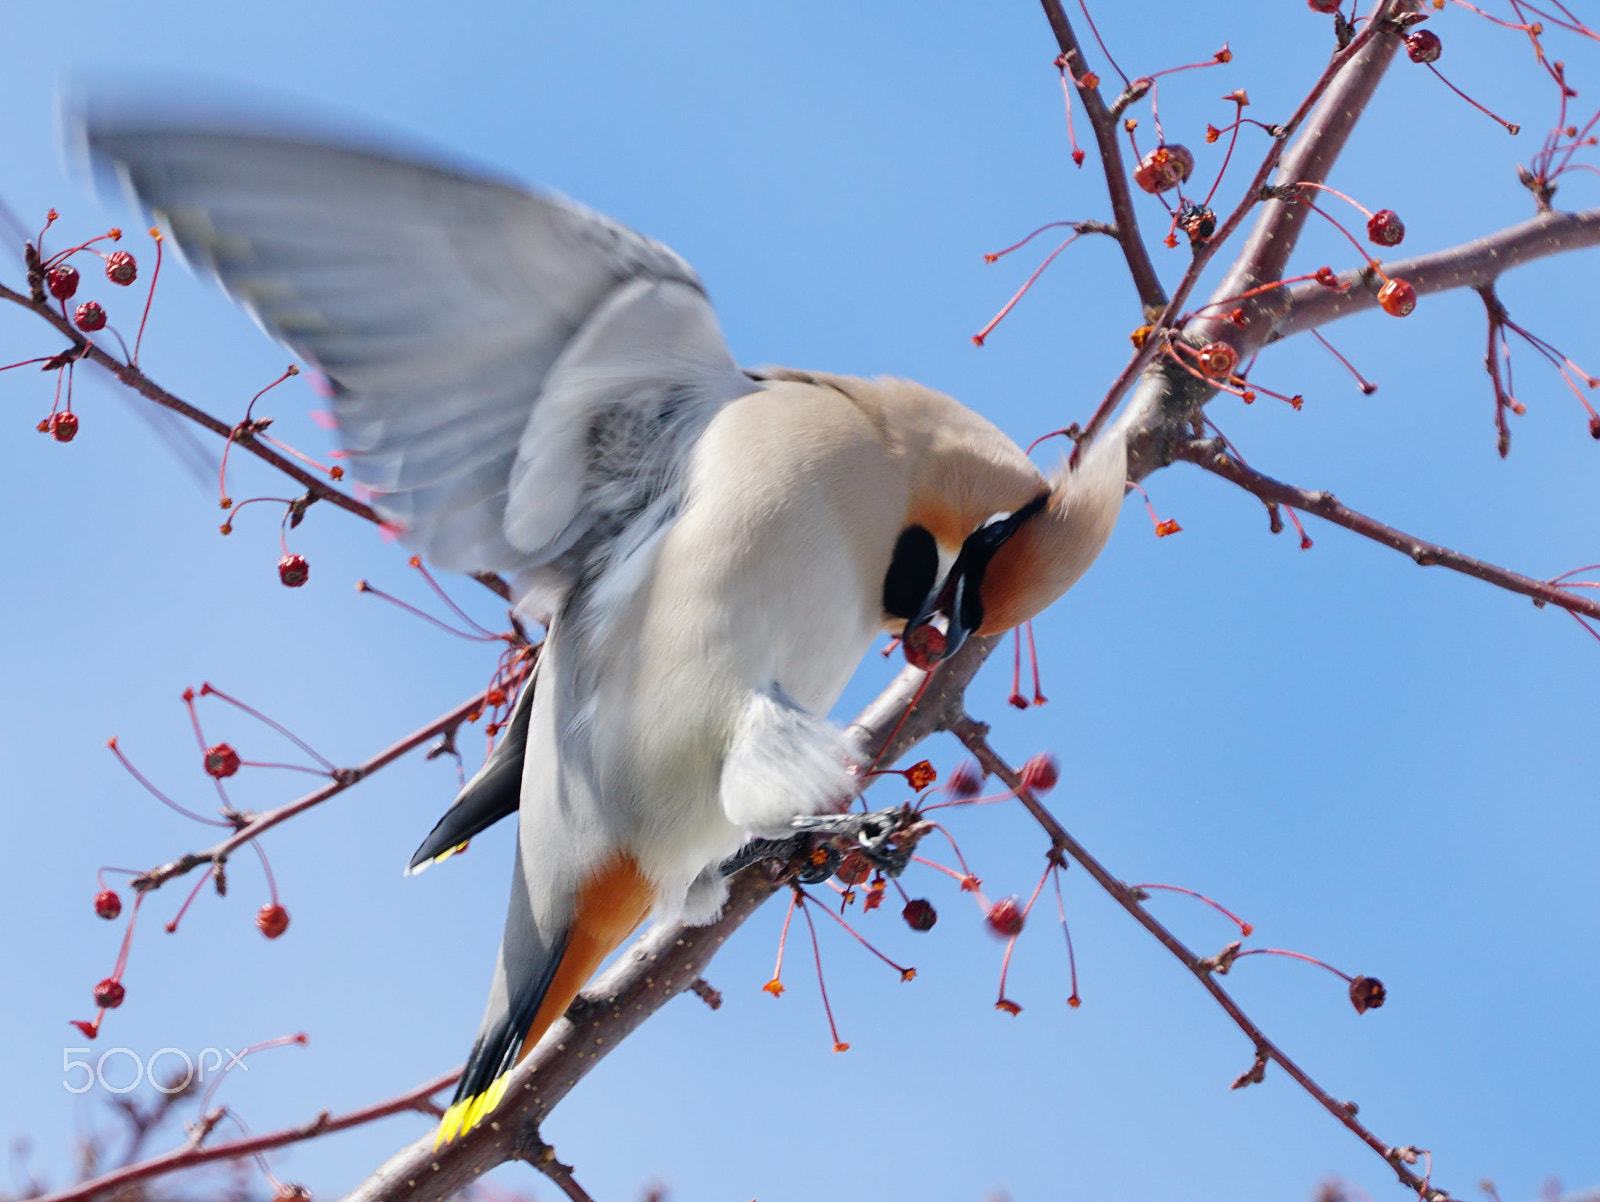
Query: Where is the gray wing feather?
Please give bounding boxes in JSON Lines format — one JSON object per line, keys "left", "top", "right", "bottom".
{"left": 78, "top": 116, "right": 753, "bottom": 597}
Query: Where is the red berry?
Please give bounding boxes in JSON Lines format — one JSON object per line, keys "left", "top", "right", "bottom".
{"left": 834, "top": 852, "right": 872, "bottom": 886}
{"left": 945, "top": 760, "right": 983, "bottom": 799}
{"left": 46, "top": 264, "right": 80, "bottom": 300}
{"left": 50, "top": 412, "right": 79, "bottom": 443}
{"left": 257, "top": 903, "right": 290, "bottom": 939}
{"left": 902, "top": 899, "right": 938, "bottom": 931}
{"left": 1307, "top": 0, "right": 1342, "bottom": 11}
{"left": 104, "top": 251, "right": 138, "bottom": 285}
{"left": 901, "top": 622, "right": 946, "bottom": 670}
{"left": 1406, "top": 29, "right": 1442, "bottom": 63}
{"left": 74, "top": 301, "right": 106, "bottom": 332}
{"left": 1377, "top": 278, "right": 1417, "bottom": 317}
{"left": 1349, "top": 975, "right": 1387, "bottom": 1013}
{"left": 1366, "top": 209, "right": 1405, "bottom": 247}
{"left": 278, "top": 553, "right": 310, "bottom": 588}
{"left": 1197, "top": 341, "right": 1239, "bottom": 379}
{"left": 93, "top": 978, "right": 126, "bottom": 1009}
{"left": 1019, "top": 752, "right": 1059, "bottom": 793}
{"left": 986, "top": 897, "right": 1026, "bottom": 938}
{"left": 1132, "top": 144, "right": 1194, "bottom": 194}
{"left": 94, "top": 889, "right": 122, "bottom": 920}
{"left": 204, "top": 743, "right": 241, "bottom": 779}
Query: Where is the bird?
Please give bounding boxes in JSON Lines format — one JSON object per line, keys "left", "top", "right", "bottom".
{"left": 76, "top": 102, "right": 1127, "bottom": 1145}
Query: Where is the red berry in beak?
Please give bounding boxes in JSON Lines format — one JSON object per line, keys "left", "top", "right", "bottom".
{"left": 1366, "top": 209, "right": 1405, "bottom": 247}
{"left": 278, "top": 554, "right": 310, "bottom": 588}
{"left": 257, "top": 904, "right": 291, "bottom": 939}
{"left": 986, "top": 897, "right": 1026, "bottom": 938}
{"left": 902, "top": 622, "right": 946, "bottom": 670}
{"left": 104, "top": 251, "right": 138, "bottom": 285}
{"left": 204, "top": 743, "right": 241, "bottom": 779}
{"left": 93, "top": 978, "right": 126, "bottom": 1009}
{"left": 46, "top": 264, "right": 80, "bottom": 300}
{"left": 94, "top": 889, "right": 122, "bottom": 920}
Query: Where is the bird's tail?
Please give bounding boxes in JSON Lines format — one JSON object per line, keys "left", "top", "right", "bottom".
{"left": 434, "top": 852, "right": 655, "bottom": 1145}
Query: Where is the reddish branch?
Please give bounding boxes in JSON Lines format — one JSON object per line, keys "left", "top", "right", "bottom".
{"left": 1037, "top": 0, "right": 1167, "bottom": 317}
{"left": 1172, "top": 437, "right": 1600, "bottom": 622}
{"left": 943, "top": 716, "right": 1442, "bottom": 1201}
{"left": 33, "top": 1070, "right": 459, "bottom": 1202}
{"left": 0, "top": 279, "right": 512, "bottom": 603}
{"left": 1077, "top": 0, "right": 1415, "bottom": 456}
{"left": 1275, "top": 206, "right": 1600, "bottom": 335}
{"left": 133, "top": 665, "right": 533, "bottom": 894}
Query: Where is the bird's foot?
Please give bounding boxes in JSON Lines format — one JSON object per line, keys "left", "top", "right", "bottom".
{"left": 720, "top": 805, "right": 930, "bottom": 882}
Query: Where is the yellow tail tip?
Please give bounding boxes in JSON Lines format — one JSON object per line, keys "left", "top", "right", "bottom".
{"left": 434, "top": 1074, "right": 513, "bottom": 1147}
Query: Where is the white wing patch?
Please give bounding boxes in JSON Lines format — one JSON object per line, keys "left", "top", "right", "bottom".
{"left": 719, "top": 685, "right": 862, "bottom": 835}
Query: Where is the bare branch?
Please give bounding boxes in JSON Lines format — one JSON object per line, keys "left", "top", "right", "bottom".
{"left": 33, "top": 1071, "right": 458, "bottom": 1202}
{"left": 944, "top": 718, "right": 1446, "bottom": 1201}
{"left": 1171, "top": 436, "right": 1600, "bottom": 621}
{"left": 134, "top": 660, "right": 533, "bottom": 893}
{"left": 1037, "top": 0, "right": 1167, "bottom": 317}
{"left": 1274, "top": 206, "right": 1600, "bottom": 336}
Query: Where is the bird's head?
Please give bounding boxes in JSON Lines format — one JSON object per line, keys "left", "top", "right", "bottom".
{"left": 896, "top": 427, "right": 1126, "bottom": 670}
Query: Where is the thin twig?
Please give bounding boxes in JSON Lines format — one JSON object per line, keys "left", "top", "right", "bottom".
{"left": 1172, "top": 436, "right": 1600, "bottom": 621}
{"left": 944, "top": 716, "right": 1445, "bottom": 1201}
{"left": 33, "top": 1071, "right": 459, "bottom": 1202}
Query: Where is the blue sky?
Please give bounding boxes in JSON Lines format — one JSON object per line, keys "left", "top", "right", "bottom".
{"left": 2, "top": 3, "right": 1596, "bottom": 1201}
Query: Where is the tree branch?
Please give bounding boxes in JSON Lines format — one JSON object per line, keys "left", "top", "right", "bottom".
{"left": 1274, "top": 206, "right": 1600, "bottom": 336}
{"left": 1171, "top": 436, "right": 1600, "bottom": 621}
{"left": 0, "top": 280, "right": 512, "bottom": 602}
{"left": 1037, "top": 0, "right": 1167, "bottom": 318}
{"left": 33, "top": 1071, "right": 459, "bottom": 1202}
{"left": 133, "top": 663, "right": 533, "bottom": 893}
{"left": 943, "top": 718, "right": 1445, "bottom": 1201}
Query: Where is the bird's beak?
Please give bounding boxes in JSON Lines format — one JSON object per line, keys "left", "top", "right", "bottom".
{"left": 901, "top": 492, "right": 1048, "bottom": 670}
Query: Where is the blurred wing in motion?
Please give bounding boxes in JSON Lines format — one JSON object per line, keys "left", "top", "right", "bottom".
{"left": 76, "top": 106, "right": 755, "bottom": 614}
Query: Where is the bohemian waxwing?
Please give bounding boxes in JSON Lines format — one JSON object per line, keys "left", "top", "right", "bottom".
{"left": 76, "top": 106, "right": 1127, "bottom": 1143}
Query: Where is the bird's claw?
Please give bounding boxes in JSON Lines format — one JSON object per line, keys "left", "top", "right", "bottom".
{"left": 720, "top": 806, "right": 929, "bottom": 881}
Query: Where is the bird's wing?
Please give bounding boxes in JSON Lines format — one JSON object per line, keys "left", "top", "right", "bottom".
{"left": 77, "top": 115, "right": 755, "bottom": 606}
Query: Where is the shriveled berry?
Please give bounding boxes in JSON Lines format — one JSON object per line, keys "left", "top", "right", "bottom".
{"left": 94, "top": 978, "right": 126, "bottom": 1009}
{"left": 278, "top": 553, "right": 310, "bottom": 588}
{"left": 104, "top": 251, "right": 138, "bottom": 285}
{"left": 1197, "top": 341, "right": 1239, "bottom": 378}
{"left": 204, "top": 743, "right": 241, "bottom": 779}
{"left": 50, "top": 412, "right": 80, "bottom": 443}
{"left": 257, "top": 904, "right": 290, "bottom": 939}
{"left": 46, "top": 264, "right": 81, "bottom": 300}
{"left": 1349, "top": 974, "right": 1387, "bottom": 1013}
{"left": 94, "top": 889, "right": 122, "bottom": 920}
{"left": 1020, "top": 752, "right": 1060, "bottom": 793}
{"left": 74, "top": 301, "right": 107, "bottom": 332}
{"left": 1177, "top": 202, "right": 1216, "bottom": 247}
{"left": 1377, "top": 278, "right": 1417, "bottom": 317}
{"left": 272, "top": 1185, "right": 312, "bottom": 1202}
{"left": 1366, "top": 209, "right": 1405, "bottom": 247}
{"left": 1406, "top": 29, "right": 1442, "bottom": 63}
{"left": 1307, "top": 0, "right": 1342, "bottom": 11}
{"left": 986, "top": 897, "right": 1026, "bottom": 938}
{"left": 1133, "top": 144, "right": 1195, "bottom": 194}
{"left": 902, "top": 898, "right": 938, "bottom": 931}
